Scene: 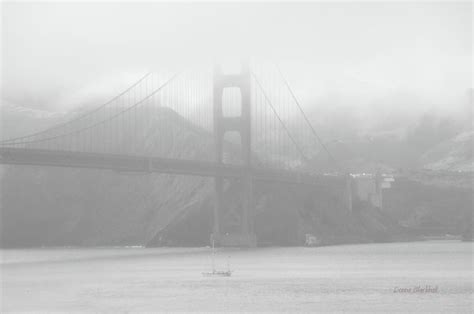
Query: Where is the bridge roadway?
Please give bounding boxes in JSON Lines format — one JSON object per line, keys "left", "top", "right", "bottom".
{"left": 0, "top": 147, "right": 345, "bottom": 188}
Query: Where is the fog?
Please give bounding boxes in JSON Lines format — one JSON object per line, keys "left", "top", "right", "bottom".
{"left": 1, "top": 2, "right": 472, "bottom": 117}
{"left": 1, "top": 5, "right": 473, "bottom": 312}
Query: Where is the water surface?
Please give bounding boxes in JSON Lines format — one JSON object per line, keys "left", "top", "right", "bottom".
{"left": 1, "top": 241, "right": 472, "bottom": 312}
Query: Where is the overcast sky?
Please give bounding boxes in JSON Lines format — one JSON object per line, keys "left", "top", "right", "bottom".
{"left": 1, "top": 2, "right": 472, "bottom": 114}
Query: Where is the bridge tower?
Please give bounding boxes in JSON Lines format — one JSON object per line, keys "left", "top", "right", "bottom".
{"left": 212, "top": 62, "right": 256, "bottom": 247}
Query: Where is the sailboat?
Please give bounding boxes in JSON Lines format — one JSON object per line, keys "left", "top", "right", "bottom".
{"left": 202, "top": 238, "right": 232, "bottom": 277}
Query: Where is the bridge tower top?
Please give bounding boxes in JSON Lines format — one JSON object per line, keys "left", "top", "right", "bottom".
{"left": 213, "top": 61, "right": 251, "bottom": 166}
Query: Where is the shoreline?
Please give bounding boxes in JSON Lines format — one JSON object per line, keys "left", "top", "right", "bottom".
{"left": 0, "top": 237, "right": 467, "bottom": 251}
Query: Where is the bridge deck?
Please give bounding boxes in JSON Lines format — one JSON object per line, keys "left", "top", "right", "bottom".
{"left": 0, "top": 147, "right": 344, "bottom": 188}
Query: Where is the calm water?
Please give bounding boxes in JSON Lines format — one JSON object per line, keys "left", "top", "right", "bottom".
{"left": 1, "top": 241, "right": 473, "bottom": 312}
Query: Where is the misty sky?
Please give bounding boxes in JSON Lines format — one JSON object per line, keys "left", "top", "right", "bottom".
{"left": 1, "top": 2, "right": 472, "bottom": 115}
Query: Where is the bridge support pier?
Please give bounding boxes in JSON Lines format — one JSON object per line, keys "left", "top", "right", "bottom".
{"left": 211, "top": 62, "right": 256, "bottom": 248}
{"left": 211, "top": 175, "right": 256, "bottom": 247}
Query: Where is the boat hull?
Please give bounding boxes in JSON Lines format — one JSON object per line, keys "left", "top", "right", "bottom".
{"left": 202, "top": 271, "right": 232, "bottom": 277}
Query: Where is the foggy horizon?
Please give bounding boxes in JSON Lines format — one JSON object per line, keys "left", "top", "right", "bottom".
{"left": 2, "top": 2, "right": 472, "bottom": 116}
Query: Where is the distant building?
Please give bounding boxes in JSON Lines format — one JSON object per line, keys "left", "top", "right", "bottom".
{"left": 351, "top": 173, "right": 394, "bottom": 210}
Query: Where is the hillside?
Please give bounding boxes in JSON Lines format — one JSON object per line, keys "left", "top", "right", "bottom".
{"left": 419, "top": 131, "right": 473, "bottom": 172}
{"left": 1, "top": 105, "right": 217, "bottom": 247}
{"left": 0, "top": 103, "right": 402, "bottom": 247}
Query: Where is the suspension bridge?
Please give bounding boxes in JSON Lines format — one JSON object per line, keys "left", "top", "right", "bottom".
{"left": 0, "top": 61, "right": 352, "bottom": 247}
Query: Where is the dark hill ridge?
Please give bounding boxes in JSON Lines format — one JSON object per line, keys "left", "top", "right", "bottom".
{"left": 1, "top": 106, "right": 218, "bottom": 247}
{"left": 1, "top": 104, "right": 405, "bottom": 247}
{"left": 382, "top": 174, "right": 473, "bottom": 238}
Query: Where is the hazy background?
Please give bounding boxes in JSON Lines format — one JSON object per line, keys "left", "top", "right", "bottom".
{"left": 1, "top": 2, "right": 472, "bottom": 115}
{"left": 0, "top": 1, "right": 473, "bottom": 250}
{"left": 0, "top": 1, "right": 472, "bottom": 173}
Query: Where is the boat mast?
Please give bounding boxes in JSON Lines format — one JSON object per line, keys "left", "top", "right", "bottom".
{"left": 211, "top": 236, "right": 215, "bottom": 272}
